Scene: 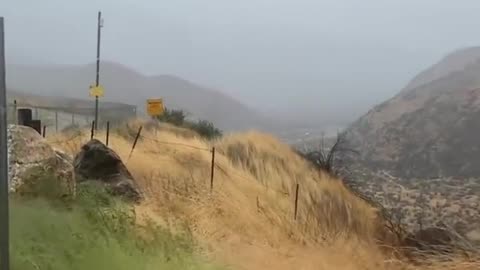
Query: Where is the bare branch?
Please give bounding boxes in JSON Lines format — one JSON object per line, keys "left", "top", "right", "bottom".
{"left": 297, "top": 131, "right": 358, "bottom": 176}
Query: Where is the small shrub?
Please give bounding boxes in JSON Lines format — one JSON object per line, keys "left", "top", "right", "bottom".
{"left": 155, "top": 108, "right": 222, "bottom": 140}
{"left": 157, "top": 108, "right": 187, "bottom": 126}
{"left": 188, "top": 120, "right": 223, "bottom": 140}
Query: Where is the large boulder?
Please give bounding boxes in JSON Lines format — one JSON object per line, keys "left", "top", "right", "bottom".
{"left": 73, "top": 139, "right": 142, "bottom": 202}
{"left": 7, "top": 125, "right": 75, "bottom": 197}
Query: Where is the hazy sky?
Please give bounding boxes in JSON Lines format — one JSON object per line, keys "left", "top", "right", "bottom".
{"left": 3, "top": 0, "right": 480, "bottom": 126}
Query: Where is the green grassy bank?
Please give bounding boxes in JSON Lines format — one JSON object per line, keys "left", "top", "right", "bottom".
{"left": 9, "top": 183, "right": 222, "bottom": 270}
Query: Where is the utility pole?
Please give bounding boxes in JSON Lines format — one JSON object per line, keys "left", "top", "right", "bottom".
{"left": 0, "top": 17, "right": 10, "bottom": 270}
{"left": 94, "top": 11, "right": 103, "bottom": 130}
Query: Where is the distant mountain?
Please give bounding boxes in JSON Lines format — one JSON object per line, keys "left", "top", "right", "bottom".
{"left": 346, "top": 47, "right": 480, "bottom": 179}
{"left": 6, "top": 62, "right": 273, "bottom": 131}
{"left": 7, "top": 89, "right": 137, "bottom": 120}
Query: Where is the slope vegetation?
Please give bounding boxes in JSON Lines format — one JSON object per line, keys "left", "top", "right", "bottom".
{"left": 49, "top": 120, "right": 478, "bottom": 270}
{"left": 11, "top": 189, "right": 220, "bottom": 270}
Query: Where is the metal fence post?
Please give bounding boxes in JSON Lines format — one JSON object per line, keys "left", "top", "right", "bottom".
{"left": 128, "top": 126, "right": 143, "bottom": 159}
{"left": 13, "top": 99, "right": 16, "bottom": 124}
{"left": 90, "top": 120, "right": 95, "bottom": 139}
{"left": 210, "top": 147, "right": 216, "bottom": 192}
{"left": 294, "top": 183, "right": 300, "bottom": 221}
{"left": 55, "top": 110, "right": 58, "bottom": 133}
{"left": 106, "top": 121, "right": 110, "bottom": 146}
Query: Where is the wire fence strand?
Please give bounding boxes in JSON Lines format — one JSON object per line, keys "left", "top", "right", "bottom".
{"left": 45, "top": 131, "right": 89, "bottom": 145}
{"left": 139, "top": 135, "right": 212, "bottom": 152}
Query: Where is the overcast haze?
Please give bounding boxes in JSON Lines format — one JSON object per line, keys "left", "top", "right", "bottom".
{"left": 3, "top": 0, "right": 480, "bottom": 127}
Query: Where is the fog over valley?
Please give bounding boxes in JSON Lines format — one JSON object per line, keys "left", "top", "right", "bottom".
{"left": 4, "top": 0, "right": 480, "bottom": 136}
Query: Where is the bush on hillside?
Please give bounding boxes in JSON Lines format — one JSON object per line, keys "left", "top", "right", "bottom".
{"left": 188, "top": 120, "right": 223, "bottom": 140}
{"left": 156, "top": 108, "right": 222, "bottom": 140}
{"left": 157, "top": 108, "right": 187, "bottom": 126}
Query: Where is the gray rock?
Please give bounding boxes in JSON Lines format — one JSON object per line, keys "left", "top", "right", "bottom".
{"left": 7, "top": 124, "right": 75, "bottom": 197}
{"left": 73, "top": 139, "right": 142, "bottom": 202}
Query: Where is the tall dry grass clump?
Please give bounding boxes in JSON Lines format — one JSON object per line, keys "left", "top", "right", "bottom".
{"left": 216, "top": 131, "right": 380, "bottom": 242}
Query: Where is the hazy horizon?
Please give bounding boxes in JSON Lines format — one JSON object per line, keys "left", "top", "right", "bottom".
{"left": 4, "top": 0, "right": 480, "bottom": 127}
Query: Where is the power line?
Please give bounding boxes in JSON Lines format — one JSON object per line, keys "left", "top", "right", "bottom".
{"left": 140, "top": 135, "right": 212, "bottom": 152}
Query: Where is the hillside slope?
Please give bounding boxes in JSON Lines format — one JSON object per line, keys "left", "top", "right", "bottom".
{"left": 49, "top": 121, "right": 478, "bottom": 270}
{"left": 346, "top": 47, "right": 480, "bottom": 179}
{"left": 7, "top": 62, "right": 271, "bottom": 131}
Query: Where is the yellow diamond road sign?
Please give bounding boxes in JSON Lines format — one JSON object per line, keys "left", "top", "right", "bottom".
{"left": 146, "top": 98, "right": 165, "bottom": 116}
{"left": 89, "top": 85, "right": 104, "bottom": 97}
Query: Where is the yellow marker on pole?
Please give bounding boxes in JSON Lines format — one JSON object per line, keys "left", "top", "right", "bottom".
{"left": 89, "top": 85, "right": 104, "bottom": 97}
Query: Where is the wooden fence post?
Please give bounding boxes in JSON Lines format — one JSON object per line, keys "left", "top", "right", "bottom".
{"left": 294, "top": 183, "right": 299, "bottom": 221}
{"left": 210, "top": 147, "right": 215, "bottom": 192}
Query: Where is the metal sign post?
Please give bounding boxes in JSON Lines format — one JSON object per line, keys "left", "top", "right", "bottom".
{"left": 0, "top": 17, "right": 10, "bottom": 270}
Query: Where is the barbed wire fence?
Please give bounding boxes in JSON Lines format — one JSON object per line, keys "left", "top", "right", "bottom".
{"left": 7, "top": 98, "right": 305, "bottom": 223}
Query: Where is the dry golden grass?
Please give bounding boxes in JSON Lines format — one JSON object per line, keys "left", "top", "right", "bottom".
{"left": 49, "top": 120, "right": 479, "bottom": 270}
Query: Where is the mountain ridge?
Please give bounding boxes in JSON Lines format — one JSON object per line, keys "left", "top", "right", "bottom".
{"left": 400, "top": 47, "right": 480, "bottom": 94}
{"left": 346, "top": 46, "right": 480, "bottom": 179}
{"left": 6, "top": 61, "right": 273, "bottom": 131}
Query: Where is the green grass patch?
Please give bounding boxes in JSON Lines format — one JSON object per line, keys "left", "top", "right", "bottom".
{"left": 10, "top": 182, "right": 223, "bottom": 270}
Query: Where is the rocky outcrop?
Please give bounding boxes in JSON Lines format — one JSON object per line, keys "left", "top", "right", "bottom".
{"left": 73, "top": 139, "right": 142, "bottom": 202}
{"left": 7, "top": 125, "right": 75, "bottom": 197}
{"left": 346, "top": 47, "right": 480, "bottom": 179}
